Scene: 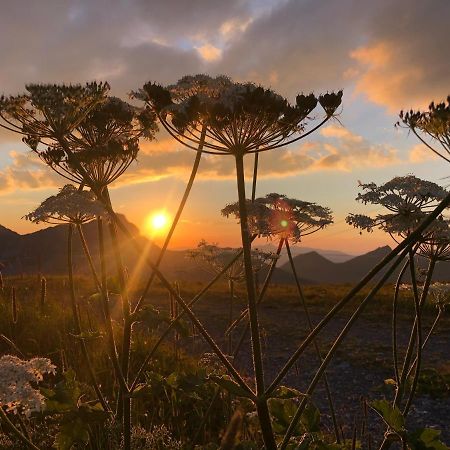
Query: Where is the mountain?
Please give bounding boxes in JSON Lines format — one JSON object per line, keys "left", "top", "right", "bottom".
{"left": 1, "top": 220, "right": 449, "bottom": 284}
{"left": 257, "top": 243, "right": 355, "bottom": 264}
{"left": 280, "top": 246, "right": 450, "bottom": 284}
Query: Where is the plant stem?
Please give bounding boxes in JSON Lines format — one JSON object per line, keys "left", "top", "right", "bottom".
{"left": 235, "top": 151, "right": 276, "bottom": 450}
{"left": 392, "top": 260, "right": 410, "bottom": 384}
{"left": 0, "top": 408, "right": 40, "bottom": 450}
{"left": 76, "top": 223, "right": 101, "bottom": 291}
{"left": 279, "top": 247, "right": 411, "bottom": 449}
{"left": 67, "top": 224, "right": 110, "bottom": 412}
{"left": 132, "top": 127, "right": 205, "bottom": 314}
{"left": 285, "top": 239, "right": 340, "bottom": 443}
{"left": 267, "top": 197, "right": 450, "bottom": 393}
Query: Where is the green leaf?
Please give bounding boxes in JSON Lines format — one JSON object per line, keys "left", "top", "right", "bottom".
{"left": 370, "top": 400, "right": 405, "bottom": 433}
{"left": 407, "top": 428, "right": 450, "bottom": 450}
{"left": 54, "top": 418, "right": 89, "bottom": 450}
{"left": 300, "top": 402, "right": 320, "bottom": 433}
{"left": 269, "top": 385, "right": 306, "bottom": 399}
{"left": 209, "top": 375, "right": 252, "bottom": 398}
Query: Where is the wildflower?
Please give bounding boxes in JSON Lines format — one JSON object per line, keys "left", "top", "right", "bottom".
{"left": 0, "top": 85, "right": 158, "bottom": 189}
{"left": 0, "top": 355, "right": 56, "bottom": 417}
{"left": 24, "top": 184, "right": 107, "bottom": 225}
{"left": 187, "top": 240, "right": 275, "bottom": 282}
{"left": 400, "top": 282, "right": 450, "bottom": 307}
{"left": 133, "top": 74, "right": 342, "bottom": 155}
{"left": 398, "top": 96, "right": 450, "bottom": 163}
{"left": 222, "top": 193, "right": 333, "bottom": 243}
{"left": 346, "top": 175, "right": 449, "bottom": 242}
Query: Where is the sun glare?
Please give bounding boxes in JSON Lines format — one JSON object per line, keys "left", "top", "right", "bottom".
{"left": 145, "top": 211, "right": 170, "bottom": 236}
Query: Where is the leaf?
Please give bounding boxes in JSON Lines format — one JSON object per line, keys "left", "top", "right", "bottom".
{"left": 54, "top": 418, "right": 89, "bottom": 450}
{"left": 370, "top": 400, "right": 405, "bottom": 433}
{"left": 407, "top": 428, "right": 450, "bottom": 450}
{"left": 384, "top": 378, "right": 397, "bottom": 386}
{"left": 209, "top": 375, "right": 252, "bottom": 398}
{"left": 44, "top": 370, "right": 81, "bottom": 412}
{"left": 270, "top": 385, "right": 306, "bottom": 399}
{"left": 300, "top": 402, "right": 320, "bottom": 433}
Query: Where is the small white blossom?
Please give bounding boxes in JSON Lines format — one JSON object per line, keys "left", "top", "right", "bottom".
{"left": 24, "top": 184, "right": 107, "bottom": 224}
{"left": 187, "top": 240, "right": 275, "bottom": 282}
{"left": 347, "top": 175, "right": 449, "bottom": 241}
{"left": 0, "top": 355, "right": 56, "bottom": 417}
{"left": 222, "top": 193, "right": 333, "bottom": 243}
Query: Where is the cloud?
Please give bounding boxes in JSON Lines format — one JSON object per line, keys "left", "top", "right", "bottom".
{"left": 0, "top": 125, "right": 401, "bottom": 194}
{"left": 196, "top": 44, "right": 222, "bottom": 62}
{"left": 409, "top": 144, "right": 439, "bottom": 163}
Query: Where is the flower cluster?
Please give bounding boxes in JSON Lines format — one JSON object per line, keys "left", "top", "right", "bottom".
{"left": 398, "top": 96, "right": 450, "bottom": 163}
{"left": 133, "top": 74, "right": 342, "bottom": 155}
{"left": 400, "top": 282, "right": 450, "bottom": 308}
{"left": 187, "top": 240, "right": 276, "bottom": 282}
{"left": 346, "top": 175, "right": 449, "bottom": 241}
{"left": 0, "top": 82, "right": 109, "bottom": 141}
{"left": 0, "top": 355, "right": 56, "bottom": 416}
{"left": 0, "top": 85, "right": 158, "bottom": 189}
{"left": 24, "top": 184, "right": 107, "bottom": 224}
{"left": 222, "top": 193, "right": 333, "bottom": 243}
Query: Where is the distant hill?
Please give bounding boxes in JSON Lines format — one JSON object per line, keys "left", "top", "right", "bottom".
{"left": 1, "top": 219, "right": 449, "bottom": 284}
{"left": 280, "top": 246, "right": 450, "bottom": 284}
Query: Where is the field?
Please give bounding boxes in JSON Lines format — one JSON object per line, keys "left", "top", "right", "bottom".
{"left": 1, "top": 275, "right": 449, "bottom": 448}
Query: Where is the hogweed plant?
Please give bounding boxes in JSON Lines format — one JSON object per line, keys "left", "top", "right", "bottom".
{"left": 1, "top": 79, "right": 450, "bottom": 448}
{"left": 347, "top": 175, "right": 450, "bottom": 448}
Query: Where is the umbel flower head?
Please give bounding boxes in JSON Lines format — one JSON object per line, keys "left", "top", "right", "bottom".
{"left": 417, "top": 216, "right": 450, "bottom": 261}
{"left": 133, "top": 74, "right": 343, "bottom": 155}
{"left": 40, "top": 96, "right": 157, "bottom": 187}
{"left": 24, "top": 184, "right": 107, "bottom": 225}
{"left": 346, "top": 175, "right": 449, "bottom": 242}
{"left": 0, "top": 84, "right": 158, "bottom": 189}
{"left": 221, "top": 193, "right": 333, "bottom": 243}
{"left": 398, "top": 96, "right": 450, "bottom": 163}
{"left": 0, "top": 354, "right": 56, "bottom": 417}
{"left": 187, "top": 240, "right": 276, "bottom": 283}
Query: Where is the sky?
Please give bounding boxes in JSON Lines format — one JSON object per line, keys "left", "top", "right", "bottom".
{"left": 0, "top": 0, "right": 449, "bottom": 254}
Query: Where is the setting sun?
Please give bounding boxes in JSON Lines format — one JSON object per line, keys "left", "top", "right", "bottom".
{"left": 145, "top": 211, "right": 170, "bottom": 235}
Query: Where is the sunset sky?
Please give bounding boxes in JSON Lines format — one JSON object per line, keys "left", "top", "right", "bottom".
{"left": 0, "top": 0, "right": 448, "bottom": 254}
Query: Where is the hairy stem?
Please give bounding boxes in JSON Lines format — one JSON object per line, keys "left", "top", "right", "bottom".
{"left": 279, "top": 247, "right": 410, "bottom": 449}
{"left": 285, "top": 239, "right": 340, "bottom": 443}
{"left": 67, "top": 224, "right": 110, "bottom": 412}
{"left": 235, "top": 151, "right": 276, "bottom": 450}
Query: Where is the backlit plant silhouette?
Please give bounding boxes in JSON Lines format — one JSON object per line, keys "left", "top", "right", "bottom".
{"left": 1, "top": 79, "right": 450, "bottom": 449}
{"left": 347, "top": 175, "right": 450, "bottom": 448}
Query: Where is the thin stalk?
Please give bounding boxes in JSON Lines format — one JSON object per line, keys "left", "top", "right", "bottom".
{"left": 279, "top": 247, "right": 410, "bottom": 449}
{"left": 96, "top": 218, "right": 128, "bottom": 393}
{"left": 0, "top": 408, "right": 40, "bottom": 450}
{"left": 67, "top": 224, "right": 110, "bottom": 412}
{"left": 132, "top": 127, "right": 205, "bottom": 315}
{"left": 235, "top": 151, "right": 276, "bottom": 450}
{"left": 392, "top": 260, "right": 410, "bottom": 384}
{"left": 226, "top": 238, "right": 284, "bottom": 336}
{"left": 105, "top": 211, "right": 132, "bottom": 448}
{"left": 76, "top": 223, "right": 101, "bottom": 291}
{"left": 268, "top": 201, "right": 450, "bottom": 394}
{"left": 251, "top": 152, "right": 259, "bottom": 202}
{"left": 285, "top": 239, "right": 340, "bottom": 443}
{"left": 228, "top": 279, "right": 234, "bottom": 354}
{"left": 403, "top": 257, "right": 436, "bottom": 416}
{"left": 406, "top": 307, "right": 443, "bottom": 379}
{"left": 130, "top": 246, "right": 248, "bottom": 391}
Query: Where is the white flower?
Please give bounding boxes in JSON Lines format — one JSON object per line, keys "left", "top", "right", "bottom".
{"left": 24, "top": 184, "right": 107, "bottom": 224}
{"left": 187, "top": 240, "right": 276, "bottom": 282}
{"left": 222, "top": 193, "right": 333, "bottom": 243}
{"left": 347, "top": 175, "right": 449, "bottom": 240}
{"left": 0, "top": 355, "right": 56, "bottom": 417}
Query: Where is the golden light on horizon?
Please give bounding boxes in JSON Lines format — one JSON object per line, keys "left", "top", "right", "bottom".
{"left": 145, "top": 211, "right": 170, "bottom": 236}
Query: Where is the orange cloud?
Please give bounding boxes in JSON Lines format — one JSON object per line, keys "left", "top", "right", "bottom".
{"left": 350, "top": 42, "right": 443, "bottom": 112}
{"left": 195, "top": 43, "right": 222, "bottom": 61}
